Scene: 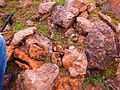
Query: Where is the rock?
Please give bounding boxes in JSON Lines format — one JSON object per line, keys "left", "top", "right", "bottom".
{"left": 29, "top": 44, "right": 45, "bottom": 60}
{"left": 0, "top": 0, "right": 5, "bottom": 7}
{"left": 85, "top": 83, "right": 105, "bottom": 90}
{"left": 64, "top": 28, "right": 75, "bottom": 38}
{"left": 14, "top": 48, "right": 44, "bottom": 69}
{"left": 51, "top": 5, "right": 75, "bottom": 28}
{"left": 109, "top": 0, "right": 120, "bottom": 19}
{"left": 26, "top": 20, "right": 34, "bottom": 26}
{"left": 15, "top": 61, "right": 30, "bottom": 70}
{"left": 4, "top": 25, "right": 12, "bottom": 31}
{"left": 55, "top": 77, "right": 83, "bottom": 90}
{"left": 15, "top": 63, "right": 59, "bottom": 90}
{"left": 1, "top": 31, "right": 13, "bottom": 42}
{"left": 76, "top": 17, "right": 95, "bottom": 33}
{"left": 26, "top": 34, "right": 53, "bottom": 60}
{"left": 62, "top": 46, "right": 87, "bottom": 77}
{"left": 10, "top": 27, "right": 37, "bottom": 46}
{"left": 38, "top": 2, "right": 56, "bottom": 14}
{"left": 79, "top": 11, "right": 88, "bottom": 19}
{"left": 6, "top": 46, "right": 14, "bottom": 61}
{"left": 64, "top": 0, "right": 82, "bottom": 16}
{"left": 85, "top": 18, "right": 117, "bottom": 70}
{"left": 52, "top": 52, "right": 62, "bottom": 67}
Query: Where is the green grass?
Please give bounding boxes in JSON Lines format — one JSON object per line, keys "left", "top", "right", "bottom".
{"left": 83, "top": 75, "right": 105, "bottom": 87}
{"left": 55, "top": 0, "right": 65, "bottom": 5}
{"left": 19, "top": 76, "right": 25, "bottom": 81}
{"left": 37, "top": 25, "right": 49, "bottom": 36}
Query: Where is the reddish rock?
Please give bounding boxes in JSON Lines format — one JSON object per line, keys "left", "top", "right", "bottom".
{"left": 6, "top": 46, "right": 14, "bottom": 61}
{"left": 55, "top": 76, "right": 83, "bottom": 90}
{"left": 0, "top": 0, "right": 5, "bottom": 6}
{"left": 14, "top": 63, "right": 59, "bottom": 90}
{"left": 109, "top": 0, "right": 120, "bottom": 18}
{"left": 64, "top": 28, "right": 75, "bottom": 38}
{"left": 14, "top": 48, "right": 44, "bottom": 69}
{"left": 38, "top": 2, "right": 56, "bottom": 14}
{"left": 52, "top": 52, "right": 62, "bottom": 67}
{"left": 1, "top": 31, "right": 13, "bottom": 42}
{"left": 79, "top": 11, "right": 89, "bottom": 19}
{"left": 10, "top": 27, "right": 37, "bottom": 46}
{"left": 62, "top": 46, "right": 87, "bottom": 77}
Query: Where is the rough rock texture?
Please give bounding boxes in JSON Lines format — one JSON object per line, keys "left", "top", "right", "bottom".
{"left": 109, "top": 0, "right": 120, "bottom": 19}
{"left": 26, "top": 34, "right": 53, "bottom": 60}
{"left": 55, "top": 77, "right": 83, "bottom": 90}
{"left": 76, "top": 17, "right": 95, "bottom": 33}
{"left": 51, "top": 5, "right": 75, "bottom": 28}
{"left": 6, "top": 46, "right": 14, "bottom": 61}
{"left": 14, "top": 48, "right": 44, "bottom": 69}
{"left": 38, "top": 2, "right": 56, "bottom": 14}
{"left": 10, "top": 27, "right": 37, "bottom": 46}
{"left": 1, "top": 31, "right": 13, "bottom": 42}
{"left": 62, "top": 46, "right": 87, "bottom": 77}
{"left": 15, "top": 63, "right": 59, "bottom": 90}
{"left": 85, "top": 18, "right": 117, "bottom": 70}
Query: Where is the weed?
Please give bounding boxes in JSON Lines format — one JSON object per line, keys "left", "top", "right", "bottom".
{"left": 37, "top": 25, "right": 49, "bottom": 36}
{"left": 55, "top": 0, "right": 65, "bottom": 5}
{"left": 20, "top": 76, "right": 25, "bottom": 81}
{"left": 83, "top": 75, "right": 105, "bottom": 87}
{"left": 12, "top": 22, "right": 25, "bottom": 32}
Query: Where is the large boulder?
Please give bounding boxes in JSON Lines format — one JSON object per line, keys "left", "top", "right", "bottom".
{"left": 13, "top": 63, "right": 59, "bottom": 90}
{"left": 85, "top": 18, "right": 117, "bottom": 70}
{"left": 62, "top": 46, "right": 88, "bottom": 77}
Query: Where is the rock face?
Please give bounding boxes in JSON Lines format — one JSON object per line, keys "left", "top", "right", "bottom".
{"left": 85, "top": 19, "right": 117, "bottom": 70}
{"left": 38, "top": 2, "right": 56, "bottom": 14}
{"left": 17, "top": 63, "right": 59, "bottom": 90}
{"left": 62, "top": 46, "right": 87, "bottom": 77}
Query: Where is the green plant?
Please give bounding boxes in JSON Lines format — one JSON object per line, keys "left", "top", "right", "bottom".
{"left": 20, "top": 76, "right": 25, "bottom": 81}
{"left": 55, "top": 0, "right": 65, "bottom": 5}
{"left": 83, "top": 75, "right": 105, "bottom": 87}
{"left": 12, "top": 22, "right": 25, "bottom": 32}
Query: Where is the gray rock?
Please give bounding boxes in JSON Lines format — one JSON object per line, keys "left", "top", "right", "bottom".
{"left": 38, "top": 2, "right": 56, "bottom": 14}
{"left": 51, "top": 5, "right": 75, "bottom": 28}
{"left": 85, "top": 18, "right": 117, "bottom": 70}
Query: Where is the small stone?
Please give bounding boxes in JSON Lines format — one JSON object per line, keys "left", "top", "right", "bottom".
{"left": 38, "top": 2, "right": 56, "bottom": 14}
{"left": 26, "top": 20, "right": 34, "bottom": 26}
{"left": 4, "top": 25, "right": 12, "bottom": 31}
{"left": 64, "top": 28, "right": 75, "bottom": 38}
